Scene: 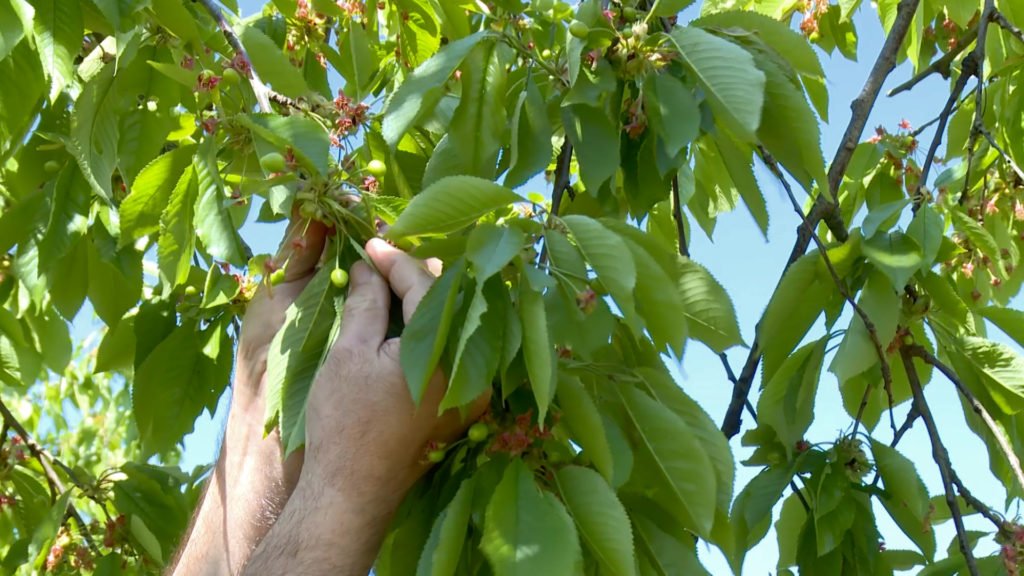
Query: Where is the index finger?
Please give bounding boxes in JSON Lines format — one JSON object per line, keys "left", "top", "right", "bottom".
{"left": 365, "top": 238, "right": 436, "bottom": 322}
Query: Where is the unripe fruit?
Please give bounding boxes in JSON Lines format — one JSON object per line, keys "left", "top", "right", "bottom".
{"left": 366, "top": 159, "right": 387, "bottom": 177}
{"left": 222, "top": 67, "right": 241, "bottom": 84}
{"left": 260, "top": 152, "right": 286, "bottom": 173}
{"left": 427, "top": 449, "right": 446, "bottom": 463}
{"left": 541, "top": 48, "right": 552, "bottom": 59}
{"left": 145, "top": 100, "right": 158, "bottom": 112}
{"left": 270, "top": 269, "right": 286, "bottom": 286}
{"left": 569, "top": 21, "right": 590, "bottom": 39}
{"left": 184, "top": 286, "right": 198, "bottom": 297}
{"left": 330, "top": 268, "right": 349, "bottom": 289}
{"left": 622, "top": 6, "right": 637, "bottom": 19}
{"left": 468, "top": 422, "right": 490, "bottom": 443}
{"left": 298, "top": 202, "right": 317, "bottom": 219}
{"left": 43, "top": 160, "right": 61, "bottom": 173}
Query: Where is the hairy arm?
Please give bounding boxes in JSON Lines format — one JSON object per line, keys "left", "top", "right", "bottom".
{"left": 168, "top": 220, "right": 325, "bottom": 576}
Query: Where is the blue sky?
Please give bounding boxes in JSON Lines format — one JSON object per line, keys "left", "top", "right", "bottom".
{"left": 173, "top": 1, "right": 1021, "bottom": 573}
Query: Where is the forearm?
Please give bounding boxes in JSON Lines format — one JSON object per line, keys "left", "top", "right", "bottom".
{"left": 170, "top": 386, "right": 298, "bottom": 575}
{"left": 241, "top": 471, "right": 399, "bottom": 576}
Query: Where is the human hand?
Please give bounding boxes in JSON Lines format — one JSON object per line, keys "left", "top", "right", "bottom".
{"left": 300, "top": 238, "right": 490, "bottom": 502}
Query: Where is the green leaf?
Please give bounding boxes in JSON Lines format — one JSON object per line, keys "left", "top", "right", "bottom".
{"left": 119, "top": 144, "right": 195, "bottom": 246}
{"left": 862, "top": 198, "right": 910, "bottom": 239}
{"left": 519, "top": 280, "right": 554, "bottom": 421}
{"left": 742, "top": 39, "right": 826, "bottom": 192}
{"left": 238, "top": 113, "right": 331, "bottom": 177}
{"left": 557, "top": 374, "right": 614, "bottom": 481}
{"left": 401, "top": 259, "right": 466, "bottom": 404}
{"left": 677, "top": 257, "right": 743, "bottom": 353}
{"left": 30, "top": 0, "right": 83, "bottom": 101}
{"left": 561, "top": 215, "right": 638, "bottom": 327}
{"left": 615, "top": 385, "right": 717, "bottom": 537}
{"left": 650, "top": 0, "right": 695, "bottom": 17}
{"left": 555, "top": 466, "right": 636, "bottom": 576}
{"left": 157, "top": 166, "right": 197, "bottom": 291}
{"left": 729, "top": 464, "right": 795, "bottom": 570}
{"left": 644, "top": 73, "right": 700, "bottom": 160}
{"left": 710, "top": 133, "right": 769, "bottom": 236}
{"left": 69, "top": 62, "right": 119, "bottom": 201}
{"left": 757, "top": 338, "right": 827, "bottom": 460}
{"left": 829, "top": 269, "right": 900, "bottom": 384}
{"left": 862, "top": 231, "right": 925, "bottom": 290}
{"left": 623, "top": 237, "right": 687, "bottom": 355}
{"left": 954, "top": 336, "right": 1024, "bottom": 414}
{"left": 905, "top": 204, "right": 944, "bottom": 272}
{"left": 416, "top": 478, "right": 475, "bottom": 576}
{"left": 668, "top": 26, "right": 766, "bottom": 139}
{"left": 0, "top": 0, "right": 31, "bottom": 62}
{"left": 481, "top": 460, "right": 581, "bottom": 576}
{"left": 563, "top": 104, "right": 621, "bottom": 194}
{"left": 422, "top": 40, "right": 507, "bottom": 185}
{"left": 979, "top": 307, "right": 1024, "bottom": 349}
{"left": 386, "top": 176, "right": 523, "bottom": 239}
{"left": 871, "top": 439, "right": 936, "bottom": 560}
{"left": 336, "top": 22, "right": 379, "bottom": 100}
{"left": 758, "top": 253, "right": 834, "bottom": 383}
{"left": 504, "top": 77, "right": 553, "bottom": 189}
{"left": 950, "top": 208, "right": 1002, "bottom": 275}
{"left": 467, "top": 223, "right": 526, "bottom": 281}
{"left": 634, "top": 365, "right": 735, "bottom": 513}
{"left": 395, "top": 0, "right": 440, "bottom": 67}
{"left": 151, "top": 0, "right": 201, "bottom": 47}
{"left": 382, "top": 31, "right": 490, "bottom": 146}
{"left": 238, "top": 24, "right": 310, "bottom": 98}
{"left": 0, "top": 40, "right": 45, "bottom": 160}
{"left": 694, "top": 10, "right": 825, "bottom": 79}
{"left": 194, "top": 140, "right": 247, "bottom": 266}
{"left": 264, "top": 265, "right": 343, "bottom": 451}
{"left": 133, "top": 321, "right": 229, "bottom": 455}
{"left": 86, "top": 235, "right": 142, "bottom": 327}
{"left": 92, "top": 0, "right": 145, "bottom": 30}
{"left": 633, "top": 512, "right": 709, "bottom": 576}
{"left": 443, "top": 279, "right": 502, "bottom": 412}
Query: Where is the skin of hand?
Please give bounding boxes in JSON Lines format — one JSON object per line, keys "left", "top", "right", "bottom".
{"left": 241, "top": 238, "right": 490, "bottom": 576}
{"left": 170, "top": 217, "right": 327, "bottom": 576}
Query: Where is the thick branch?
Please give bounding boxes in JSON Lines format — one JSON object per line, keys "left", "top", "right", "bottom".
{"left": 671, "top": 176, "right": 689, "bottom": 257}
{"left": 901, "top": 348, "right": 980, "bottom": 576}
{"left": 721, "top": 0, "right": 920, "bottom": 437}
{"left": 907, "top": 344, "right": 1024, "bottom": 492}
{"left": 195, "top": 0, "right": 274, "bottom": 113}
{"left": 0, "top": 399, "right": 98, "bottom": 552}
{"left": 888, "top": 25, "right": 979, "bottom": 97}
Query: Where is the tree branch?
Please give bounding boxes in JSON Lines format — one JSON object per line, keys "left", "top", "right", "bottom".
{"left": 907, "top": 344, "right": 1024, "bottom": 492}
{"left": 979, "top": 126, "right": 1024, "bottom": 182}
{"left": 671, "top": 176, "right": 689, "bottom": 257}
{"left": 900, "top": 348, "right": 980, "bottom": 576}
{"left": 960, "top": 0, "right": 996, "bottom": 205}
{"left": 195, "top": 0, "right": 277, "bottom": 113}
{"left": 887, "top": 25, "right": 979, "bottom": 97}
{"left": 721, "top": 0, "right": 920, "bottom": 437}
{"left": 0, "top": 398, "right": 98, "bottom": 553}
{"left": 993, "top": 9, "right": 1024, "bottom": 45}
{"left": 911, "top": 60, "right": 974, "bottom": 207}
{"left": 550, "top": 141, "right": 573, "bottom": 218}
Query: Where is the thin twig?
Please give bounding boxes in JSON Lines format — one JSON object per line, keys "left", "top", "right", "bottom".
{"left": 993, "top": 9, "right": 1024, "bottom": 45}
{"left": 949, "top": 467, "right": 1012, "bottom": 533}
{"left": 888, "top": 25, "right": 979, "bottom": 96}
{"left": 0, "top": 399, "right": 98, "bottom": 553}
{"left": 195, "top": 0, "right": 273, "bottom": 113}
{"left": 979, "top": 126, "right": 1024, "bottom": 182}
{"left": 720, "top": 0, "right": 920, "bottom": 438}
{"left": 960, "top": 0, "right": 996, "bottom": 206}
{"left": 901, "top": 348, "right": 980, "bottom": 576}
{"left": 538, "top": 142, "right": 574, "bottom": 266}
{"left": 760, "top": 147, "right": 898, "bottom": 438}
{"left": 911, "top": 61, "right": 974, "bottom": 208}
{"left": 671, "top": 176, "right": 689, "bottom": 257}
{"left": 907, "top": 344, "right": 1024, "bottom": 492}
